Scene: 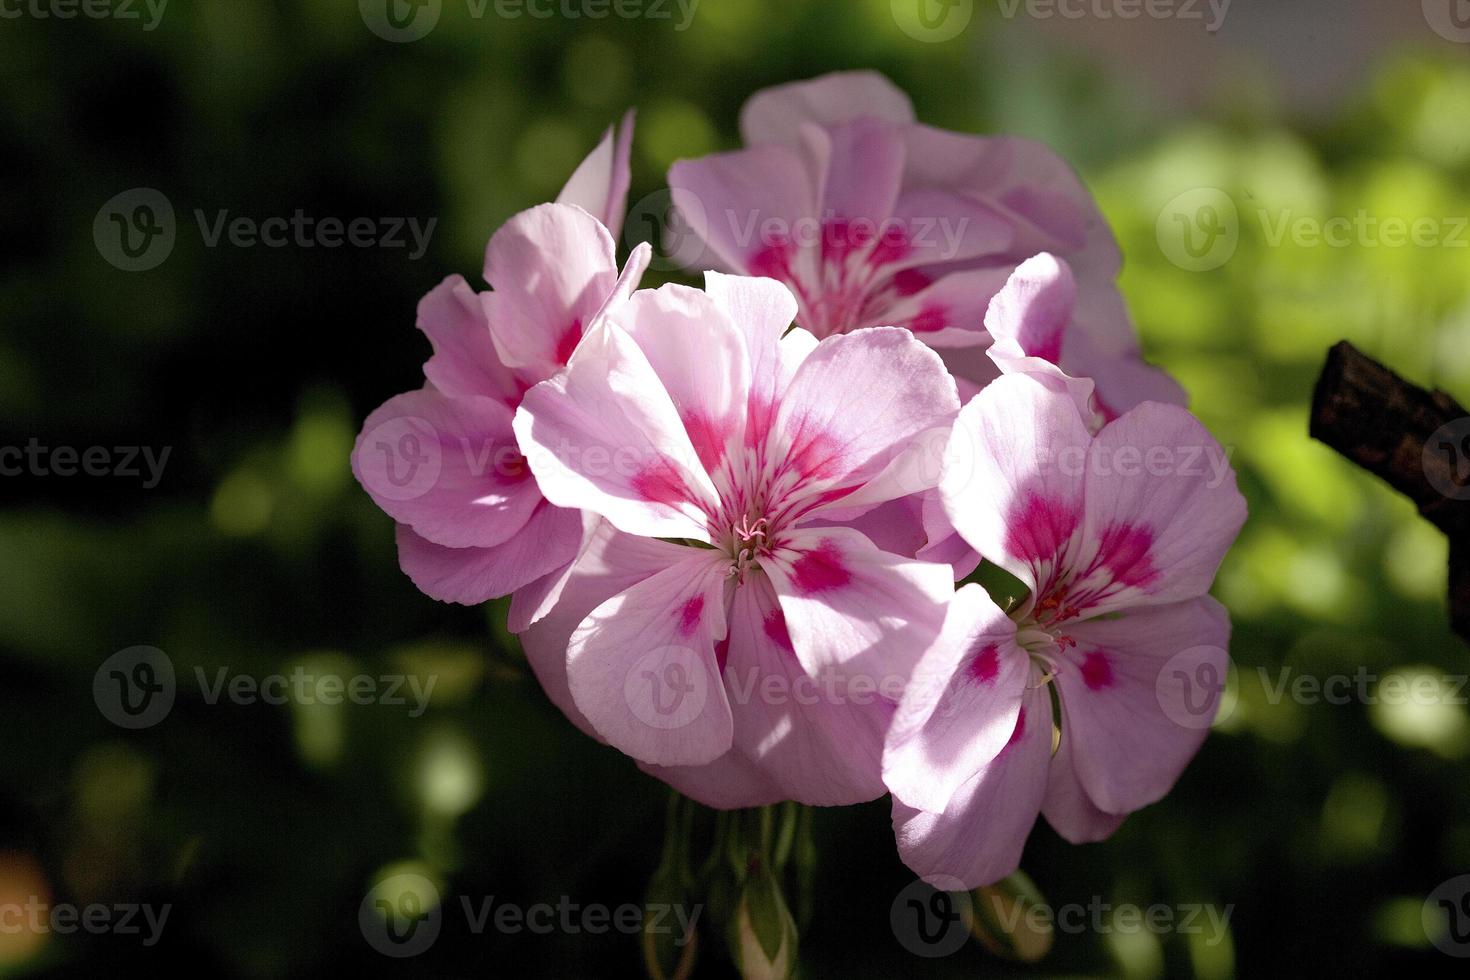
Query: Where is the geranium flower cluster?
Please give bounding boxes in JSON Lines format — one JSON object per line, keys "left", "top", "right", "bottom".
{"left": 352, "top": 73, "right": 1246, "bottom": 888}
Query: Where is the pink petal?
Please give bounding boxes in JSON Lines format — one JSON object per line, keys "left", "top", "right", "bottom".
{"left": 879, "top": 188, "right": 1013, "bottom": 272}
{"left": 353, "top": 388, "right": 540, "bottom": 548}
{"left": 1040, "top": 724, "right": 1127, "bottom": 843}
{"left": 1053, "top": 597, "right": 1230, "bottom": 815}
{"left": 769, "top": 327, "right": 959, "bottom": 518}
{"left": 639, "top": 752, "right": 787, "bottom": 810}
{"left": 740, "top": 70, "right": 915, "bottom": 147}
{"left": 720, "top": 576, "right": 894, "bottom": 805}
{"left": 916, "top": 489, "right": 981, "bottom": 581}
{"left": 1076, "top": 404, "right": 1247, "bottom": 615}
{"left": 940, "top": 374, "right": 1091, "bottom": 598}
{"left": 394, "top": 501, "right": 582, "bottom": 605}
{"left": 901, "top": 128, "right": 1120, "bottom": 274}
{"left": 417, "top": 275, "right": 523, "bottom": 405}
{"left": 704, "top": 272, "right": 800, "bottom": 444}
{"left": 506, "top": 510, "right": 601, "bottom": 633}
{"left": 883, "top": 585, "right": 1029, "bottom": 813}
{"left": 557, "top": 108, "right": 635, "bottom": 234}
{"left": 514, "top": 322, "right": 720, "bottom": 542}
{"left": 879, "top": 266, "right": 1010, "bottom": 348}
{"left": 892, "top": 684, "right": 1053, "bottom": 889}
{"left": 668, "top": 144, "right": 817, "bottom": 279}
{"left": 518, "top": 522, "right": 692, "bottom": 740}
{"left": 482, "top": 203, "right": 619, "bottom": 376}
{"left": 812, "top": 119, "right": 906, "bottom": 232}
{"left": 567, "top": 552, "right": 735, "bottom": 767}
{"left": 984, "top": 253, "right": 1099, "bottom": 425}
{"left": 1062, "top": 327, "right": 1187, "bottom": 422}
{"left": 606, "top": 283, "right": 751, "bottom": 473}
{"left": 763, "top": 526, "right": 952, "bottom": 681}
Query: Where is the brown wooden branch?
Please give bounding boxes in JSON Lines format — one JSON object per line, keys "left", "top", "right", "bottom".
{"left": 1309, "top": 341, "right": 1470, "bottom": 641}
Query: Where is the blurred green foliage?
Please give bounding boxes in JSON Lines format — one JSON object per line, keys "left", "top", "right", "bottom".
{"left": 1, "top": 1, "right": 1468, "bottom": 976}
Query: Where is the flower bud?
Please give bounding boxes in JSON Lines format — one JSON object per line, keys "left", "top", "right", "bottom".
{"left": 728, "top": 868, "right": 798, "bottom": 980}
{"left": 970, "top": 871, "right": 1054, "bottom": 963}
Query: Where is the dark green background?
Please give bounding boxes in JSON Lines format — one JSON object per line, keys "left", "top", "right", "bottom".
{"left": 2, "top": 0, "right": 1469, "bottom": 975}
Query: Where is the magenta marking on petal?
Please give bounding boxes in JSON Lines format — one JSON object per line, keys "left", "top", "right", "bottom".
{"left": 790, "top": 539, "right": 852, "bottom": 595}
{"left": 678, "top": 594, "right": 705, "bottom": 637}
{"left": 1079, "top": 650, "right": 1113, "bottom": 691}
{"left": 1029, "top": 328, "right": 1063, "bottom": 366}
{"left": 967, "top": 643, "right": 1000, "bottom": 685}
{"left": 867, "top": 226, "right": 911, "bottom": 268}
{"left": 1096, "top": 522, "right": 1159, "bottom": 589}
{"left": 762, "top": 609, "right": 796, "bottom": 655}
{"left": 908, "top": 304, "right": 947, "bottom": 334}
{"left": 1003, "top": 493, "right": 1079, "bottom": 566}
{"left": 890, "top": 268, "right": 931, "bottom": 297}
{"left": 630, "top": 458, "right": 691, "bottom": 507}
{"left": 682, "top": 411, "right": 731, "bottom": 473}
{"left": 553, "top": 318, "right": 583, "bottom": 366}
{"left": 1005, "top": 705, "right": 1027, "bottom": 749}
{"left": 787, "top": 427, "right": 846, "bottom": 482}
{"left": 749, "top": 238, "right": 794, "bottom": 280}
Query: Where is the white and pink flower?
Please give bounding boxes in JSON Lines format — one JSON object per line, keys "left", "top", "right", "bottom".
{"left": 513, "top": 274, "right": 959, "bottom": 806}
{"left": 351, "top": 116, "right": 645, "bottom": 628}
{"left": 883, "top": 373, "right": 1247, "bottom": 887}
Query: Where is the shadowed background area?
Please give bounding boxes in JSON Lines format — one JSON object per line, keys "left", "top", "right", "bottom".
{"left": 2, "top": 0, "right": 1469, "bottom": 975}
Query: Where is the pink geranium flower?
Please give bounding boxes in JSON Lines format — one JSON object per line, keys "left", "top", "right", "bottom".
{"left": 512, "top": 274, "right": 959, "bottom": 806}
{"left": 351, "top": 115, "right": 646, "bottom": 629}
{"left": 667, "top": 71, "right": 1168, "bottom": 400}
{"left": 883, "top": 373, "right": 1246, "bottom": 887}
